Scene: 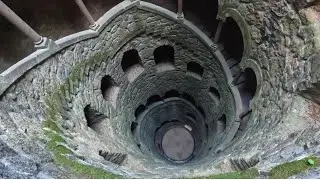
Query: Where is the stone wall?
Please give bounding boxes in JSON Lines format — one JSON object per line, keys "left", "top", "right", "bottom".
{"left": 215, "top": 0, "right": 320, "bottom": 173}
{"left": 0, "top": 0, "right": 319, "bottom": 178}
{"left": 0, "top": 1, "right": 241, "bottom": 178}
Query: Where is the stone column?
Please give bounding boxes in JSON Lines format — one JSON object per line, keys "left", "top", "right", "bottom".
{"left": 177, "top": 0, "right": 184, "bottom": 19}
{"left": 0, "top": 0, "right": 43, "bottom": 45}
{"left": 74, "top": 0, "right": 99, "bottom": 30}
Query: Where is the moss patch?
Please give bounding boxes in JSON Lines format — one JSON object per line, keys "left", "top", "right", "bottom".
{"left": 54, "top": 154, "right": 121, "bottom": 179}
{"left": 197, "top": 168, "right": 259, "bottom": 179}
{"left": 43, "top": 120, "right": 62, "bottom": 133}
{"left": 270, "top": 156, "right": 320, "bottom": 179}
{"left": 44, "top": 126, "right": 122, "bottom": 179}
{"left": 42, "top": 52, "right": 123, "bottom": 178}
{"left": 40, "top": 30, "right": 146, "bottom": 178}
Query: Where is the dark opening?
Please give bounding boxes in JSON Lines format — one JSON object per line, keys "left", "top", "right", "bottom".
{"left": 243, "top": 68, "right": 257, "bottom": 97}
{"left": 154, "top": 45, "right": 175, "bottom": 65}
{"left": 184, "top": 0, "right": 219, "bottom": 38}
{"left": 101, "top": 76, "right": 117, "bottom": 97}
{"left": 197, "top": 106, "right": 206, "bottom": 118}
{"left": 121, "top": 49, "right": 142, "bottom": 72}
{"left": 219, "top": 17, "right": 244, "bottom": 60}
{"left": 164, "top": 90, "right": 180, "bottom": 98}
{"left": 217, "top": 114, "right": 226, "bottom": 133}
{"left": 135, "top": 105, "right": 146, "bottom": 118}
{"left": 146, "top": 95, "right": 162, "bottom": 106}
{"left": 131, "top": 122, "right": 138, "bottom": 134}
{"left": 100, "top": 76, "right": 119, "bottom": 106}
{"left": 143, "top": 0, "right": 177, "bottom": 12}
{"left": 84, "top": 105, "right": 107, "bottom": 131}
{"left": 235, "top": 68, "right": 258, "bottom": 115}
{"left": 181, "top": 93, "right": 196, "bottom": 106}
{"left": 209, "top": 87, "right": 220, "bottom": 100}
{"left": 187, "top": 62, "right": 204, "bottom": 77}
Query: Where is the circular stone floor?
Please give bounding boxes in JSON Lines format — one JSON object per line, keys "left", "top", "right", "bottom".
{"left": 161, "top": 127, "right": 195, "bottom": 162}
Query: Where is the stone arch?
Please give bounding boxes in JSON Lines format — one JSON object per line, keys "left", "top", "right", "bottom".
{"left": 217, "top": 8, "right": 251, "bottom": 62}
{"left": 219, "top": 17, "right": 244, "bottom": 60}
{"left": 217, "top": 114, "right": 226, "bottom": 133}
{"left": 154, "top": 45, "right": 175, "bottom": 72}
{"left": 84, "top": 105, "right": 108, "bottom": 133}
{"left": 186, "top": 61, "right": 204, "bottom": 79}
{"left": 121, "top": 49, "right": 144, "bottom": 82}
{"left": 239, "top": 59, "right": 263, "bottom": 107}
{"left": 101, "top": 75, "right": 120, "bottom": 108}
{"left": 146, "top": 95, "right": 162, "bottom": 106}
{"left": 209, "top": 87, "right": 220, "bottom": 106}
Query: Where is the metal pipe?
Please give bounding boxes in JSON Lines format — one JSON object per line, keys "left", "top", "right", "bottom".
{"left": 214, "top": 21, "right": 223, "bottom": 43}
{"left": 178, "top": 0, "right": 183, "bottom": 15}
{"left": 0, "top": 0, "right": 42, "bottom": 44}
{"left": 74, "top": 0, "right": 96, "bottom": 26}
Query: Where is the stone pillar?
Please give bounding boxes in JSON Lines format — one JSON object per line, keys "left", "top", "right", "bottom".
{"left": 74, "top": 0, "right": 99, "bottom": 30}
{"left": 0, "top": 0, "right": 43, "bottom": 45}
{"left": 177, "top": 0, "right": 184, "bottom": 19}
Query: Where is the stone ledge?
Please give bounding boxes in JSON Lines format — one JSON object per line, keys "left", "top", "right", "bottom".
{"left": 96, "top": 0, "right": 137, "bottom": 34}
{"left": 0, "top": 29, "right": 99, "bottom": 97}
{"left": 55, "top": 30, "right": 98, "bottom": 49}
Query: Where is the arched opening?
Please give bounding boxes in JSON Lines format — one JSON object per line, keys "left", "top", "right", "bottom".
{"left": 101, "top": 75, "right": 120, "bottom": 108}
{"left": 84, "top": 105, "right": 107, "bottom": 132}
{"left": 146, "top": 95, "right": 162, "bottom": 106}
{"left": 164, "top": 90, "right": 180, "bottom": 99}
{"left": 154, "top": 45, "right": 175, "bottom": 72}
{"left": 121, "top": 49, "right": 144, "bottom": 82}
{"left": 181, "top": 93, "right": 196, "bottom": 106}
{"left": 234, "top": 68, "right": 257, "bottom": 115}
{"left": 187, "top": 62, "right": 204, "bottom": 79}
{"left": 135, "top": 105, "right": 146, "bottom": 118}
{"left": 131, "top": 122, "right": 138, "bottom": 135}
{"left": 209, "top": 87, "right": 220, "bottom": 106}
{"left": 217, "top": 114, "right": 226, "bottom": 133}
{"left": 219, "top": 17, "right": 244, "bottom": 60}
{"left": 243, "top": 68, "right": 257, "bottom": 97}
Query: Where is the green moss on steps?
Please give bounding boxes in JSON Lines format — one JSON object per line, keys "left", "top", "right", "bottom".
{"left": 42, "top": 55, "right": 123, "bottom": 178}
{"left": 270, "top": 156, "right": 320, "bottom": 179}
{"left": 54, "top": 154, "right": 122, "bottom": 179}
{"left": 197, "top": 168, "right": 259, "bottom": 179}
{"left": 40, "top": 33, "right": 143, "bottom": 178}
{"left": 44, "top": 128, "right": 122, "bottom": 179}
{"left": 43, "top": 120, "right": 62, "bottom": 133}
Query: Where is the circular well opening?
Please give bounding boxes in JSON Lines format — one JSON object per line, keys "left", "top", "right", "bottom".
{"left": 161, "top": 127, "right": 195, "bottom": 163}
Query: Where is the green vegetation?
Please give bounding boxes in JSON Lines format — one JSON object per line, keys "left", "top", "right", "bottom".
{"left": 308, "top": 159, "right": 315, "bottom": 165}
{"left": 54, "top": 153, "right": 121, "bottom": 179}
{"left": 43, "top": 114, "right": 122, "bottom": 178}
{"left": 43, "top": 120, "right": 62, "bottom": 133}
{"left": 42, "top": 53, "right": 123, "bottom": 179}
{"left": 45, "top": 131, "right": 121, "bottom": 179}
{"left": 269, "top": 156, "right": 320, "bottom": 179}
{"left": 197, "top": 168, "right": 259, "bottom": 179}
